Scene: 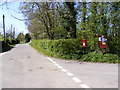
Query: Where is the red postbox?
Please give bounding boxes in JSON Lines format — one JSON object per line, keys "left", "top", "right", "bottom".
{"left": 82, "top": 39, "right": 87, "bottom": 47}
{"left": 98, "top": 35, "right": 107, "bottom": 48}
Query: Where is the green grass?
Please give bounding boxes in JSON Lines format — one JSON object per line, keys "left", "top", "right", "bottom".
{"left": 20, "top": 41, "right": 25, "bottom": 44}
{"left": 81, "top": 52, "right": 120, "bottom": 63}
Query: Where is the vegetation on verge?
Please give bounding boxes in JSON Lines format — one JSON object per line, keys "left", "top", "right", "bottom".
{"left": 30, "top": 39, "right": 120, "bottom": 63}
{"left": 0, "top": 32, "right": 31, "bottom": 52}
{"left": 1, "top": 39, "right": 19, "bottom": 52}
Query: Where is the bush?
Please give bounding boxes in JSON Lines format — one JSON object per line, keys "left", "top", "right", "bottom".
{"left": 15, "top": 39, "right": 20, "bottom": 44}
{"left": 108, "top": 36, "right": 120, "bottom": 57}
{"left": 30, "top": 39, "right": 119, "bottom": 63}
{"left": 30, "top": 39, "right": 92, "bottom": 60}
{"left": 6, "top": 39, "right": 11, "bottom": 44}
{"left": 81, "top": 52, "right": 120, "bottom": 63}
{"left": 5, "top": 39, "right": 20, "bottom": 45}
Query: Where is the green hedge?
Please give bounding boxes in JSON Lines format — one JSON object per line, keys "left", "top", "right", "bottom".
{"left": 1, "top": 39, "right": 20, "bottom": 52}
{"left": 30, "top": 38, "right": 99, "bottom": 60}
{"left": 108, "top": 36, "right": 120, "bottom": 57}
{"left": 6, "top": 39, "right": 20, "bottom": 45}
{"left": 30, "top": 39, "right": 119, "bottom": 63}
{"left": 30, "top": 39, "right": 90, "bottom": 59}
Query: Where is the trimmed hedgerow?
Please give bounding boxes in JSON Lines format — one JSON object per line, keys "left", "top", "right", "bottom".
{"left": 30, "top": 39, "right": 119, "bottom": 63}
{"left": 30, "top": 39, "right": 90, "bottom": 60}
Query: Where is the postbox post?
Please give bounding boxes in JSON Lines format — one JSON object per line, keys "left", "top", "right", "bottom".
{"left": 98, "top": 35, "right": 108, "bottom": 55}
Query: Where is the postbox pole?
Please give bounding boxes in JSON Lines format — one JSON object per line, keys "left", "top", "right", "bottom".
{"left": 102, "top": 48, "right": 104, "bottom": 55}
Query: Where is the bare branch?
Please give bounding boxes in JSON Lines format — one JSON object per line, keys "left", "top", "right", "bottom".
{"left": 11, "top": 14, "right": 38, "bottom": 21}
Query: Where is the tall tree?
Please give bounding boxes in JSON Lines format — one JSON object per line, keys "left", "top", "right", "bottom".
{"left": 65, "top": 2, "right": 77, "bottom": 38}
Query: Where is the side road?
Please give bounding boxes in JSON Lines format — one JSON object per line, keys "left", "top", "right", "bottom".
{"left": 50, "top": 57, "right": 118, "bottom": 88}
{"left": 1, "top": 43, "right": 118, "bottom": 88}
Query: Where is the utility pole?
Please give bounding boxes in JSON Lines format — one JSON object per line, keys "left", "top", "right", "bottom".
{"left": 3, "top": 14, "right": 6, "bottom": 42}
{"left": 13, "top": 28, "right": 15, "bottom": 39}
{"left": 11, "top": 24, "right": 13, "bottom": 39}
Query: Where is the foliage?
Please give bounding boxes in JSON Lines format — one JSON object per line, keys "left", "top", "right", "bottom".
{"left": 11, "top": 39, "right": 20, "bottom": 44}
{"left": 24, "top": 2, "right": 119, "bottom": 63}
{"left": 0, "top": 35, "right": 3, "bottom": 41}
{"left": 107, "top": 35, "right": 120, "bottom": 57}
{"left": 25, "top": 33, "right": 31, "bottom": 43}
{"left": 30, "top": 38, "right": 119, "bottom": 63}
{"left": 30, "top": 39, "right": 82, "bottom": 59}
{"left": 81, "top": 52, "right": 120, "bottom": 63}
{"left": 1, "top": 41, "right": 13, "bottom": 52}
{"left": 1, "top": 39, "right": 19, "bottom": 52}
{"left": 20, "top": 2, "right": 78, "bottom": 39}
{"left": 30, "top": 39, "right": 96, "bottom": 60}
{"left": 17, "top": 33, "right": 25, "bottom": 42}
{"left": 6, "top": 38, "right": 20, "bottom": 45}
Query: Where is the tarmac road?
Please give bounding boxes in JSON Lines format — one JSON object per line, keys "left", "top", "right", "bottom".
{"left": 0, "top": 43, "right": 118, "bottom": 88}
{"left": 1, "top": 44, "right": 80, "bottom": 88}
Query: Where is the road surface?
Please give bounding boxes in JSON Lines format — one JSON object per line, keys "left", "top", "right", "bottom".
{"left": 0, "top": 43, "right": 118, "bottom": 88}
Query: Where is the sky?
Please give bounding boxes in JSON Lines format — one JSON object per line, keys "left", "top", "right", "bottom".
{"left": 0, "top": 1, "right": 28, "bottom": 37}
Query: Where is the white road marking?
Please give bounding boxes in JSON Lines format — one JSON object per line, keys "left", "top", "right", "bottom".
{"left": 66, "top": 72, "right": 74, "bottom": 77}
{"left": 61, "top": 69, "right": 68, "bottom": 72}
{"left": 52, "top": 61, "right": 57, "bottom": 64}
{"left": 72, "top": 77, "right": 81, "bottom": 83}
{"left": 57, "top": 66, "right": 63, "bottom": 69}
{"left": 54, "top": 63, "right": 59, "bottom": 66}
{"left": 46, "top": 57, "right": 91, "bottom": 88}
{"left": 47, "top": 57, "right": 53, "bottom": 62}
{"left": 80, "top": 84, "right": 90, "bottom": 88}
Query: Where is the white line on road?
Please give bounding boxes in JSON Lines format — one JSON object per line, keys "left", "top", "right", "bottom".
{"left": 46, "top": 57, "right": 54, "bottom": 62}
{"left": 72, "top": 77, "right": 81, "bottom": 83}
{"left": 46, "top": 57, "right": 91, "bottom": 88}
{"left": 54, "top": 63, "right": 59, "bottom": 66}
{"left": 52, "top": 61, "right": 57, "bottom": 64}
{"left": 66, "top": 72, "right": 74, "bottom": 77}
{"left": 61, "top": 69, "right": 68, "bottom": 72}
{"left": 57, "top": 66, "right": 63, "bottom": 69}
{"left": 80, "top": 84, "right": 90, "bottom": 88}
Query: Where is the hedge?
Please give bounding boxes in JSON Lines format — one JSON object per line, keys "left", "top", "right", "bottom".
{"left": 30, "top": 39, "right": 86, "bottom": 59}
{"left": 30, "top": 39, "right": 119, "bottom": 63}
{"left": 1, "top": 39, "right": 20, "bottom": 52}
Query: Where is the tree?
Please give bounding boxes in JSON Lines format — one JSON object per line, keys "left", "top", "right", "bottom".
{"left": 25, "top": 33, "right": 31, "bottom": 42}
{"left": 17, "top": 33, "right": 25, "bottom": 42}
{"left": 20, "top": 2, "right": 59, "bottom": 39}
{"left": 20, "top": 2, "right": 78, "bottom": 39}
{"left": 64, "top": 2, "right": 77, "bottom": 38}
